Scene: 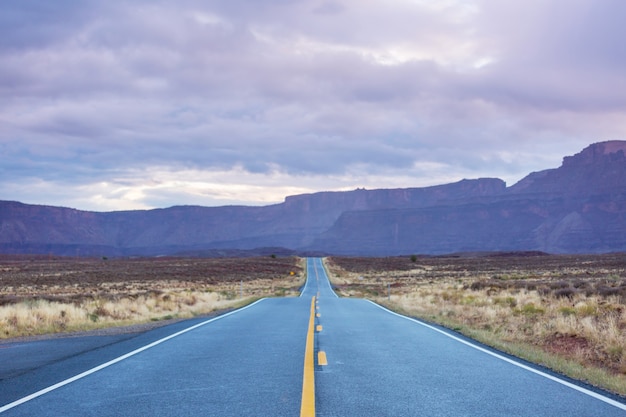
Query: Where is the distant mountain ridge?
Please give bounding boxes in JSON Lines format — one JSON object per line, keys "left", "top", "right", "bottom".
{"left": 2, "top": 141, "right": 626, "bottom": 256}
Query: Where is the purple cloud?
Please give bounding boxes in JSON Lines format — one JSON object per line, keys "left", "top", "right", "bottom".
{"left": 1, "top": 0, "right": 624, "bottom": 210}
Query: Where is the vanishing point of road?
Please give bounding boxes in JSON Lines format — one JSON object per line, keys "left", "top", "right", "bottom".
{"left": 1, "top": 258, "right": 625, "bottom": 416}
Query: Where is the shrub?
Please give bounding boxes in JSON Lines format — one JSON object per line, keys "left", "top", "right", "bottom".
{"left": 597, "top": 285, "right": 620, "bottom": 298}
{"left": 493, "top": 296, "right": 517, "bottom": 308}
{"left": 554, "top": 287, "right": 578, "bottom": 299}
{"left": 558, "top": 306, "right": 576, "bottom": 316}
{"left": 577, "top": 305, "right": 598, "bottom": 317}
{"left": 515, "top": 303, "right": 545, "bottom": 316}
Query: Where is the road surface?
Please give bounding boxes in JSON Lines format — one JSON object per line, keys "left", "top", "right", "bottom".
{"left": 0, "top": 296, "right": 313, "bottom": 415}
{"left": 310, "top": 258, "right": 626, "bottom": 416}
{"left": 1, "top": 257, "right": 625, "bottom": 416}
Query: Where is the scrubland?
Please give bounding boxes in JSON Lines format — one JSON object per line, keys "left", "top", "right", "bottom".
{"left": 326, "top": 253, "right": 626, "bottom": 396}
{"left": 0, "top": 255, "right": 304, "bottom": 339}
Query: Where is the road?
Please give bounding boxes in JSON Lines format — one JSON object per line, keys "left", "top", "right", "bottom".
{"left": 1, "top": 257, "right": 625, "bottom": 416}
{"left": 0, "top": 296, "right": 313, "bottom": 415}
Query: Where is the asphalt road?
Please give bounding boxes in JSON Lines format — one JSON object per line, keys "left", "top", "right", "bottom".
{"left": 0, "top": 294, "right": 313, "bottom": 415}
{"left": 1, "top": 257, "right": 625, "bottom": 416}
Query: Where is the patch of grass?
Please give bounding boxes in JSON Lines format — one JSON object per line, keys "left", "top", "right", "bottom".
{"left": 494, "top": 296, "right": 517, "bottom": 308}
{"left": 558, "top": 306, "right": 577, "bottom": 316}
{"left": 576, "top": 304, "right": 598, "bottom": 317}
{"left": 515, "top": 303, "right": 545, "bottom": 316}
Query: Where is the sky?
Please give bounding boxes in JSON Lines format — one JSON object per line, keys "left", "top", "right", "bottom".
{"left": 1, "top": 0, "right": 625, "bottom": 212}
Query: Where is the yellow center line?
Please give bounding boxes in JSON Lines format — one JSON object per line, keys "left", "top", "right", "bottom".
{"left": 318, "top": 351, "right": 328, "bottom": 366}
{"left": 300, "top": 296, "right": 316, "bottom": 417}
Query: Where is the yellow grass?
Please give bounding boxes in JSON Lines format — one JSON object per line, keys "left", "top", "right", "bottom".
{"left": 0, "top": 291, "right": 245, "bottom": 337}
{"left": 0, "top": 257, "right": 306, "bottom": 339}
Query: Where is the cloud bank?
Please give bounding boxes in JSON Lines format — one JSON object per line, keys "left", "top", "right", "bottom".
{"left": 1, "top": 0, "right": 625, "bottom": 210}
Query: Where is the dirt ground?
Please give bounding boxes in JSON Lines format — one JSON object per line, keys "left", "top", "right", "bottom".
{"left": 0, "top": 255, "right": 304, "bottom": 305}
{"left": 327, "top": 252, "right": 626, "bottom": 300}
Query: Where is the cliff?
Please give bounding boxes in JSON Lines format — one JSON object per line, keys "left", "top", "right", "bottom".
{"left": 508, "top": 141, "right": 626, "bottom": 195}
{"left": 309, "top": 141, "right": 626, "bottom": 254}
{"left": 1, "top": 141, "right": 625, "bottom": 256}
{"left": 0, "top": 178, "right": 506, "bottom": 256}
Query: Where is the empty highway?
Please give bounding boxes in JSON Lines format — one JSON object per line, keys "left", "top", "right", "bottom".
{"left": 1, "top": 258, "right": 625, "bottom": 416}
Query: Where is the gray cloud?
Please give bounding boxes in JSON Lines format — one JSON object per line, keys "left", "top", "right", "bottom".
{"left": 1, "top": 0, "right": 625, "bottom": 210}
{"left": 470, "top": 0, "right": 626, "bottom": 111}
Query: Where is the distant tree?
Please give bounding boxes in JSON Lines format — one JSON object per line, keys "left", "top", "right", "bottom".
{"left": 271, "top": 254, "right": 277, "bottom": 259}
{"left": 410, "top": 255, "right": 417, "bottom": 263}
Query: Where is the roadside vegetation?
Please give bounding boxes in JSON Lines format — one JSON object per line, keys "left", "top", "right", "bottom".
{"left": 0, "top": 255, "right": 305, "bottom": 339}
{"left": 325, "top": 253, "right": 626, "bottom": 397}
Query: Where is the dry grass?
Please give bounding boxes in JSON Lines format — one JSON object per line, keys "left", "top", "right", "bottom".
{"left": 0, "top": 256, "right": 305, "bottom": 338}
{"left": 325, "top": 254, "right": 626, "bottom": 396}
{"left": 0, "top": 290, "right": 243, "bottom": 337}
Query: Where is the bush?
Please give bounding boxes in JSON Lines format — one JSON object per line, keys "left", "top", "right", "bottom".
{"left": 554, "top": 287, "right": 578, "bottom": 299}
{"left": 493, "top": 296, "right": 517, "bottom": 308}
{"left": 558, "top": 306, "right": 576, "bottom": 316}
{"left": 515, "top": 303, "right": 545, "bottom": 316}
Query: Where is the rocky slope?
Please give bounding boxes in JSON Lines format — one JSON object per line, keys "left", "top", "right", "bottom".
{"left": 1, "top": 141, "right": 625, "bottom": 256}
{"left": 310, "top": 141, "right": 626, "bottom": 254}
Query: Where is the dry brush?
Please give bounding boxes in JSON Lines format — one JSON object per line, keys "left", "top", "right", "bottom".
{"left": 0, "top": 255, "right": 305, "bottom": 338}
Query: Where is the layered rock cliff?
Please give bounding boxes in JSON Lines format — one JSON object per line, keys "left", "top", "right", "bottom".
{"left": 0, "top": 178, "right": 506, "bottom": 255}
{"left": 309, "top": 141, "right": 626, "bottom": 254}
{"left": 1, "top": 141, "right": 625, "bottom": 256}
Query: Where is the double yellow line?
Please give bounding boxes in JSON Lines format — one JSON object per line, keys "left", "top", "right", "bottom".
{"left": 300, "top": 296, "right": 316, "bottom": 417}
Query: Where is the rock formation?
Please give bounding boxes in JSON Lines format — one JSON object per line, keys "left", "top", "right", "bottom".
{"left": 1, "top": 141, "right": 625, "bottom": 256}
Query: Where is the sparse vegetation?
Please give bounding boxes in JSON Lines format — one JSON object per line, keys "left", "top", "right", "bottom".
{"left": 325, "top": 253, "right": 626, "bottom": 396}
{"left": 0, "top": 255, "right": 305, "bottom": 339}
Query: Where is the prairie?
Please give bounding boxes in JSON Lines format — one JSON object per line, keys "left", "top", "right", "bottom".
{"left": 325, "top": 253, "right": 626, "bottom": 396}
{"left": 0, "top": 255, "right": 304, "bottom": 339}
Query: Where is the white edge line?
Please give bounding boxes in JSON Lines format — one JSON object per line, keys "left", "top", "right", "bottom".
{"left": 0, "top": 298, "right": 267, "bottom": 413}
{"left": 318, "top": 258, "right": 338, "bottom": 298}
{"left": 300, "top": 259, "right": 311, "bottom": 297}
{"left": 366, "top": 300, "right": 626, "bottom": 411}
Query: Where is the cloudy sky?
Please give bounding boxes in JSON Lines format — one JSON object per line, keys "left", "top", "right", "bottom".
{"left": 1, "top": 0, "right": 625, "bottom": 211}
